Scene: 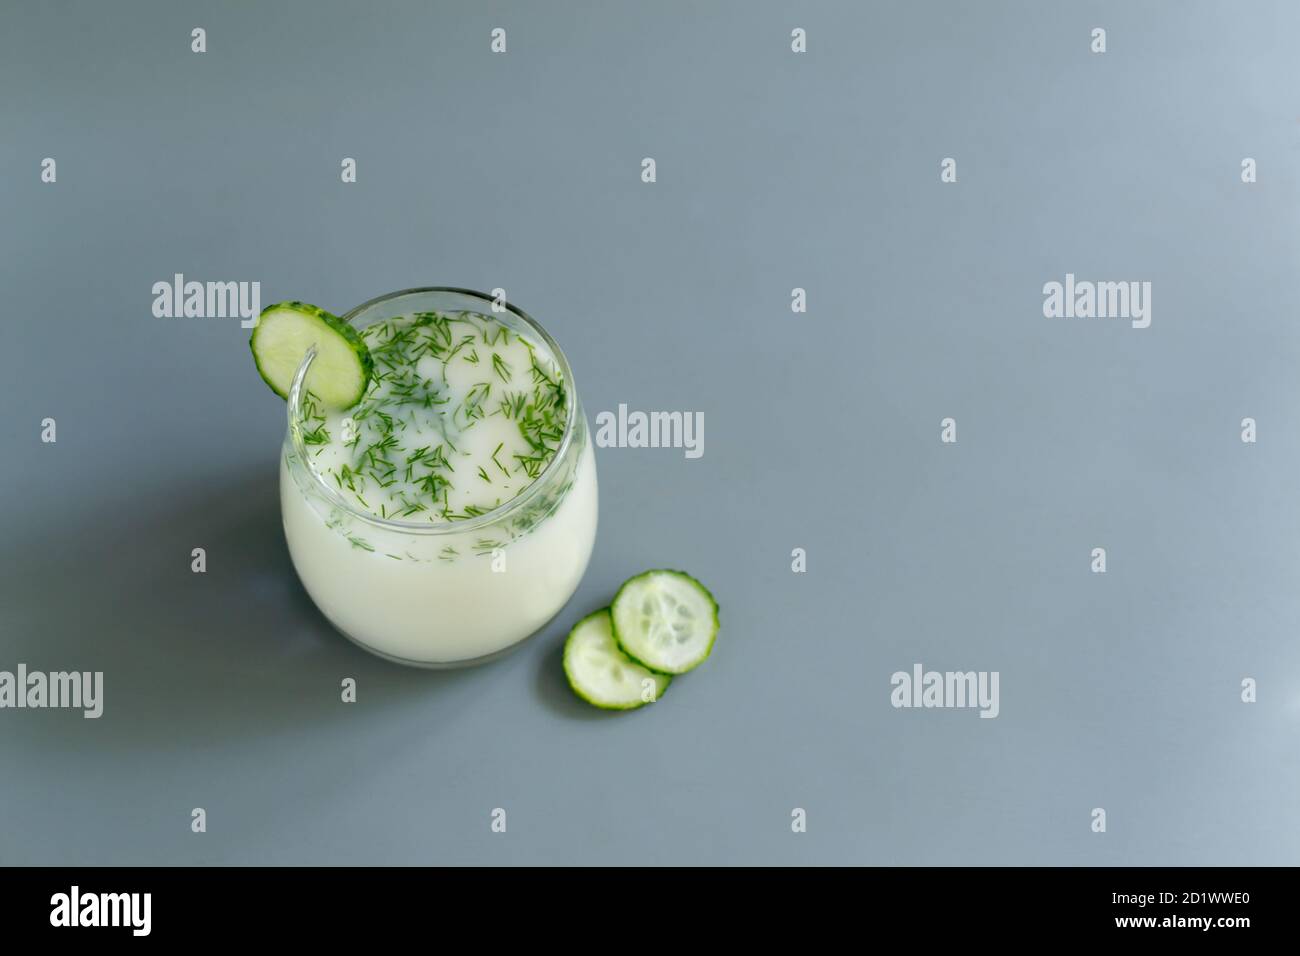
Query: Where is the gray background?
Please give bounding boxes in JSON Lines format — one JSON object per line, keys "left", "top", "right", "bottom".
{"left": 2, "top": 0, "right": 1298, "bottom": 865}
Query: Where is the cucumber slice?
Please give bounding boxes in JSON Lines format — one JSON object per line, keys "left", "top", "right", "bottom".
{"left": 611, "top": 570, "right": 719, "bottom": 674}
{"left": 250, "top": 301, "right": 373, "bottom": 409}
{"left": 564, "top": 609, "right": 671, "bottom": 710}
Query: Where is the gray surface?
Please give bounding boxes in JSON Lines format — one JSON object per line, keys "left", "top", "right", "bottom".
{"left": 2, "top": 0, "right": 1298, "bottom": 865}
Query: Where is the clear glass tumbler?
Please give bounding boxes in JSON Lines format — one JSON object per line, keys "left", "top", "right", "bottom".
{"left": 279, "top": 287, "right": 598, "bottom": 667}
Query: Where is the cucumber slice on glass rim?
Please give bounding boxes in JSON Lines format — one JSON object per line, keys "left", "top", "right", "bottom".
{"left": 250, "top": 301, "right": 373, "bottom": 409}
{"left": 611, "top": 570, "right": 719, "bottom": 675}
{"left": 564, "top": 609, "right": 671, "bottom": 710}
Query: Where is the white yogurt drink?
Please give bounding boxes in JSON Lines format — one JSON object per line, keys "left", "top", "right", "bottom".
{"left": 279, "top": 288, "right": 598, "bottom": 666}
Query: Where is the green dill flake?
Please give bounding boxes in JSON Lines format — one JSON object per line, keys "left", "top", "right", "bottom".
{"left": 310, "top": 309, "right": 567, "bottom": 527}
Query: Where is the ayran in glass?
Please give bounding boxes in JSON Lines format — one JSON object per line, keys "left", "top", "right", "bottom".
{"left": 279, "top": 288, "right": 598, "bottom": 667}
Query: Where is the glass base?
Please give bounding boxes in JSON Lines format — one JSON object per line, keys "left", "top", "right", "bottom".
{"left": 326, "top": 601, "right": 574, "bottom": 669}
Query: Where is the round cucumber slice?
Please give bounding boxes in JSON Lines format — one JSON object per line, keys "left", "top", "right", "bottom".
{"left": 611, "top": 570, "right": 719, "bottom": 675}
{"left": 250, "top": 301, "right": 373, "bottom": 409}
{"left": 564, "top": 609, "right": 671, "bottom": 710}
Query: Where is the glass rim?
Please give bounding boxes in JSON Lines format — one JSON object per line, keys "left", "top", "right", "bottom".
{"left": 286, "top": 286, "right": 580, "bottom": 535}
